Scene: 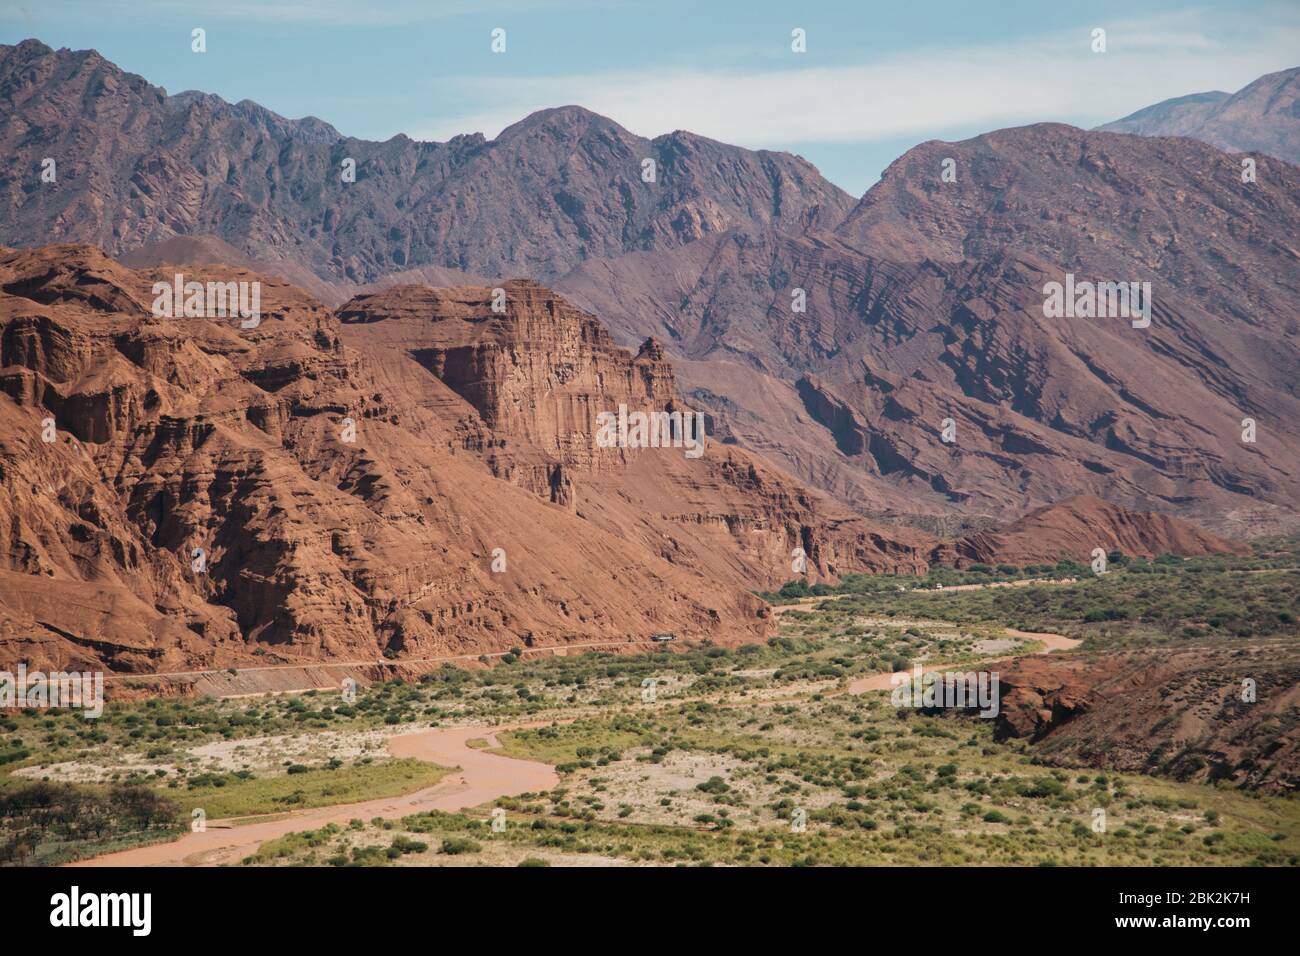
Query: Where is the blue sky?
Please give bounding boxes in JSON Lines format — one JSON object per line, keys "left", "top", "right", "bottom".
{"left": 2, "top": 0, "right": 1297, "bottom": 196}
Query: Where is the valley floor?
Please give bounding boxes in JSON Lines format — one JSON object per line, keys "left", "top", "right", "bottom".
{"left": 2, "top": 546, "right": 1297, "bottom": 867}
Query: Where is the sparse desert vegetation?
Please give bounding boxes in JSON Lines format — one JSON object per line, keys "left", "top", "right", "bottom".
{"left": 2, "top": 542, "right": 1295, "bottom": 866}
{"left": 764, "top": 538, "right": 1300, "bottom": 653}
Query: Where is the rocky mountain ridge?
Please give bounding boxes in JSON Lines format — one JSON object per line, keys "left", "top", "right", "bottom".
{"left": 1098, "top": 66, "right": 1300, "bottom": 165}
{"left": 2, "top": 39, "right": 1294, "bottom": 544}
{"left": 0, "top": 245, "right": 1247, "bottom": 674}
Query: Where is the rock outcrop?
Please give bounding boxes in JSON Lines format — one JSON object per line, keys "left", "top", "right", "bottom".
{"left": 0, "top": 246, "right": 791, "bottom": 673}
{"left": 335, "top": 281, "right": 938, "bottom": 586}
{"left": 937, "top": 495, "right": 1251, "bottom": 566}
{"left": 993, "top": 646, "right": 1299, "bottom": 793}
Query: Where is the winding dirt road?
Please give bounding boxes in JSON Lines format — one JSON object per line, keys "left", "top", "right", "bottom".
{"left": 74, "top": 583, "right": 1083, "bottom": 866}
{"left": 769, "top": 582, "right": 1081, "bottom": 694}
{"left": 71, "top": 723, "right": 558, "bottom": 868}
{"left": 846, "top": 627, "right": 1080, "bottom": 693}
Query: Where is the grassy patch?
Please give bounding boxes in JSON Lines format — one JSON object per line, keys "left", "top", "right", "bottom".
{"left": 176, "top": 758, "right": 449, "bottom": 820}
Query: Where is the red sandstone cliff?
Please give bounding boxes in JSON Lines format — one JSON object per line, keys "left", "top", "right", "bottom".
{"left": 0, "top": 245, "right": 1250, "bottom": 675}
{"left": 0, "top": 246, "right": 785, "bottom": 673}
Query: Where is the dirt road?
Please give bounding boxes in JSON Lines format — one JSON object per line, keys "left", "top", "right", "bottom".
{"left": 846, "top": 627, "right": 1080, "bottom": 693}
{"left": 71, "top": 723, "right": 558, "bottom": 868}
{"left": 771, "top": 577, "right": 1076, "bottom": 618}
{"left": 75, "top": 589, "right": 1083, "bottom": 865}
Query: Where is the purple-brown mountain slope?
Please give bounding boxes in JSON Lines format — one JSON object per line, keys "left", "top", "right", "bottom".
{"left": 558, "top": 124, "right": 1300, "bottom": 535}
{"left": 0, "top": 39, "right": 850, "bottom": 284}
{"left": 0, "top": 245, "right": 1244, "bottom": 674}
{"left": 1098, "top": 66, "right": 1300, "bottom": 165}
{"left": 1, "top": 40, "right": 1295, "bottom": 537}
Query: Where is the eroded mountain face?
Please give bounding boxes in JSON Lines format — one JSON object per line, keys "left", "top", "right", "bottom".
{"left": 334, "top": 281, "right": 942, "bottom": 590}
{"left": 0, "top": 246, "right": 797, "bottom": 673}
{"left": 2, "top": 40, "right": 1296, "bottom": 540}
{"left": 558, "top": 125, "right": 1300, "bottom": 535}
{"left": 0, "top": 245, "right": 1250, "bottom": 674}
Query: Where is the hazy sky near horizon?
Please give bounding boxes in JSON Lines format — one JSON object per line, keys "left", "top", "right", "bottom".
{"left": 2, "top": 0, "right": 1297, "bottom": 196}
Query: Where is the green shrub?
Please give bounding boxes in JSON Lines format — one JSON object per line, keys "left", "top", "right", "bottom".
{"left": 440, "top": 837, "right": 482, "bottom": 855}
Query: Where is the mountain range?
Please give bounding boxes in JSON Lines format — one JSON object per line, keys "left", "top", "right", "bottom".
{"left": 0, "top": 38, "right": 1293, "bottom": 672}
{"left": 1097, "top": 66, "right": 1300, "bottom": 165}
{"left": 5, "top": 39, "right": 1295, "bottom": 539}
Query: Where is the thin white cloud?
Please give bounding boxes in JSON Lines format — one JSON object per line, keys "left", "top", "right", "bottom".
{"left": 411, "top": 11, "right": 1300, "bottom": 146}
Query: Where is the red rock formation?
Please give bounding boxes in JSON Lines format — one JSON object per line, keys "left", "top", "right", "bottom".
{"left": 0, "top": 246, "right": 782, "bottom": 673}
{"left": 938, "top": 495, "right": 1251, "bottom": 566}
{"left": 336, "top": 281, "right": 937, "bottom": 586}
{"left": 993, "top": 646, "right": 1299, "bottom": 793}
